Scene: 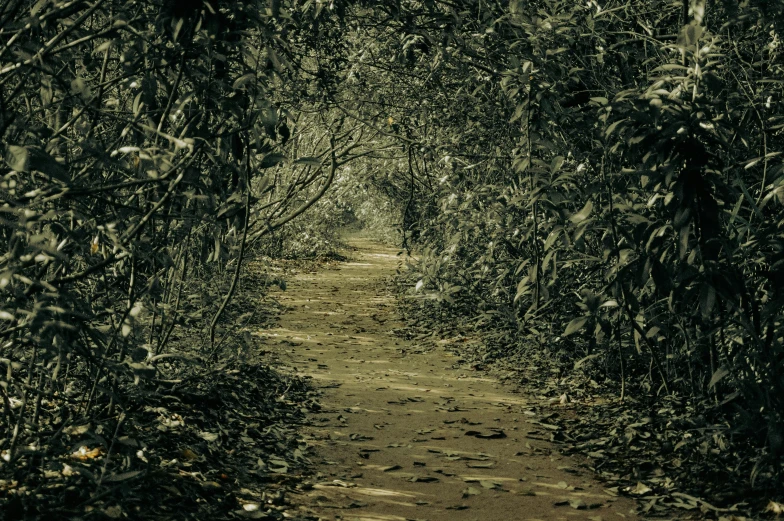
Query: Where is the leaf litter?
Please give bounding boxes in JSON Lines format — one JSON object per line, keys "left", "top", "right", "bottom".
{"left": 396, "top": 270, "right": 784, "bottom": 518}
{"left": 1, "top": 358, "right": 318, "bottom": 521}
{"left": 0, "top": 257, "right": 331, "bottom": 521}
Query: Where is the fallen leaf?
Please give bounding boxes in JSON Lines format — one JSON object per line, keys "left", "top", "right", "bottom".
{"left": 199, "top": 431, "right": 219, "bottom": 442}
{"left": 409, "top": 476, "right": 439, "bottom": 483}
{"left": 325, "top": 480, "right": 355, "bottom": 488}
{"left": 181, "top": 448, "right": 199, "bottom": 461}
{"left": 466, "top": 461, "right": 495, "bottom": 468}
{"left": 201, "top": 481, "right": 222, "bottom": 493}
{"left": 70, "top": 446, "right": 103, "bottom": 460}
{"left": 669, "top": 500, "right": 698, "bottom": 510}
{"left": 104, "top": 470, "right": 144, "bottom": 482}
{"left": 462, "top": 487, "right": 481, "bottom": 497}
{"left": 629, "top": 482, "right": 652, "bottom": 496}
{"left": 464, "top": 429, "right": 507, "bottom": 439}
{"left": 603, "top": 487, "right": 619, "bottom": 496}
{"left": 65, "top": 424, "right": 91, "bottom": 436}
{"left": 569, "top": 499, "right": 587, "bottom": 510}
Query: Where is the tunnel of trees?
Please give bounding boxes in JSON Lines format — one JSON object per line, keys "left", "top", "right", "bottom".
{"left": 1, "top": 0, "right": 784, "bottom": 518}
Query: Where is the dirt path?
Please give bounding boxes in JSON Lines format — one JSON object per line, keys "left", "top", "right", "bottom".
{"left": 263, "top": 238, "right": 639, "bottom": 521}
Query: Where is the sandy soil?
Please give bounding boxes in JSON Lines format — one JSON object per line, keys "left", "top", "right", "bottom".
{"left": 262, "top": 237, "right": 640, "bottom": 521}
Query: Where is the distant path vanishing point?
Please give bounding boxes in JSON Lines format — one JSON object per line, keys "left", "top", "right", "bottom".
{"left": 264, "top": 237, "right": 640, "bottom": 521}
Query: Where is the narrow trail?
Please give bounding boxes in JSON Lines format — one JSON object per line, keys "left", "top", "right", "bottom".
{"left": 263, "top": 238, "right": 639, "bottom": 521}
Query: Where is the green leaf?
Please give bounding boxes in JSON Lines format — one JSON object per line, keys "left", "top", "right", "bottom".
{"left": 256, "top": 173, "right": 274, "bottom": 194}
{"left": 70, "top": 77, "right": 92, "bottom": 100}
{"left": 574, "top": 353, "right": 601, "bottom": 369}
{"left": 563, "top": 316, "right": 588, "bottom": 337}
{"left": 5, "top": 145, "right": 69, "bottom": 183}
{"left": 570, "top": 200, "right": 593, "bottom": 223}
{"left": 654, "top": 64, "right": 690, "bottom": 72}
{"left": 5, "top": 145, "right": 29, "bottom": 172}
{"left": 677, "top": 23, "right": 703, "bottom": 47}
{"left": 605, "top": 119, "right": 625, "bottom": 137}
{"left": 708, "top": 366, "right": 729, "bottom": 388}
{"left": 232, "top": 73, "right": 257, "bottom": 90}
{"left": 259, "top": 153, "right": 286, "bottom": 169}
{"left": 513, "top": 276, "right": 530, "bottom": 303}
{"left": 699, "top": 283, "right": 716, "bottom": 318}
{"left": 294, "top": 156, "right": 322, "bottom": 167}
{"left": 678, "top": 224, "right": 690, "bottom": 260}
{"left": 544, "top": 227, "right": 563, "bottom": 251}
{"left": 651, "top": 261, "right": 671, "bottom": 293}
{"left": 734, "top": 172, "right": 764, "bottom": 219}
{"left": 550, "top": 156, "right": 565, "bottom": 174}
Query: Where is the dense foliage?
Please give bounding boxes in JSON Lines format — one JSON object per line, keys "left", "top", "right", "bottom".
{"left": 3, "top": 0, "right": 784, "bottom": 515}
{"left": 0, "top": 0, "right": 366, "bottom": 514}
{"left": 361, "top": 0, "right": 784, "bottom": 496}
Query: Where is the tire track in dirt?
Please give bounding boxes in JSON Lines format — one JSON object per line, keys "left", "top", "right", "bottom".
{"left": 262, "top": 237, "right": 640, "bottom": 521}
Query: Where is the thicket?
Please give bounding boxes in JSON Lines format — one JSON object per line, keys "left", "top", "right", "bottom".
{"left": 4, "top": 0, "right": 784, "bottom": 515}
{"left": 0, "top": 0, "right": 376, "bottom": 516}
{"left": 356, "top": 0, "right": 784, "bottom": 500}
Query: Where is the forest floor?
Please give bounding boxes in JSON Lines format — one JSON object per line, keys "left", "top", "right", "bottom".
{"left": 266, "top": 236, "right": 641, "bottom": 521}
